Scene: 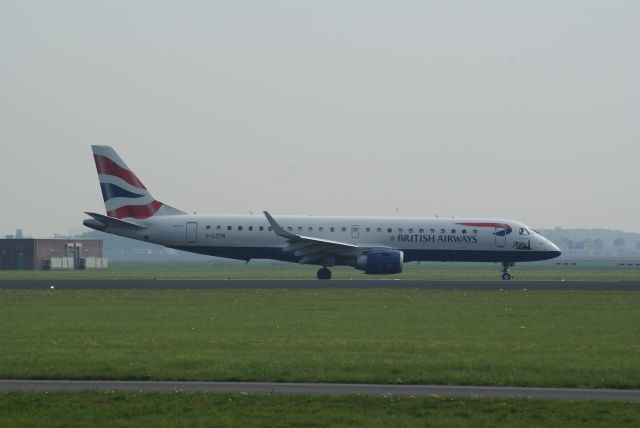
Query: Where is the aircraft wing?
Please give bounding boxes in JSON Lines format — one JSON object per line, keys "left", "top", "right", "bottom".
{"left": 263, "top": 211, "right": 388, "bottom": 265}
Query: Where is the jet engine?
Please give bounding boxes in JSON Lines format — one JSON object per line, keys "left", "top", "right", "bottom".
{"left": 356, "top": 250, "right": 404, "bottom": 275}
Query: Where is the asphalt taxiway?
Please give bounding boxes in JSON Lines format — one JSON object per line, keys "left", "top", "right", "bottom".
{"left": 0, "top": 279, "right": 639, "bottom": 290}
{"left": 0, "top": 380, "right": 638, "bottom": 402}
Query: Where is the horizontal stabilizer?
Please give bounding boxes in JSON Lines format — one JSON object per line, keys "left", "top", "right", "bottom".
{"left": 83, "top": 211, "right": 147, "bottom": 232}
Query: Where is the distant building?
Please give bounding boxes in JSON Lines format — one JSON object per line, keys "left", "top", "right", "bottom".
{"left": 0, "top": 239, "right": 107, "bottom": 270}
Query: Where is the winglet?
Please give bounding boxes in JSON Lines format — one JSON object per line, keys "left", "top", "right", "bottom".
{"left": 263, "top": 210, "right": 360, "bottom": 250}
{"left": 263, "top": 211, "right": 297, "bottom": 239}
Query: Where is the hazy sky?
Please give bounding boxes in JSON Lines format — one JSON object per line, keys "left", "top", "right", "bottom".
{"left": 1, "top": 1, "right": 638, "bottom": 237}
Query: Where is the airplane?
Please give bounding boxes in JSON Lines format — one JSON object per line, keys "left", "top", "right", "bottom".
{"left": 83, "top": 146, "right": 562, "bottom": 280}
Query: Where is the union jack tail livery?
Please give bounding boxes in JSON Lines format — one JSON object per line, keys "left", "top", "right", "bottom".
{"left": 92, "top": 145, "right": 185, "bottom": 220}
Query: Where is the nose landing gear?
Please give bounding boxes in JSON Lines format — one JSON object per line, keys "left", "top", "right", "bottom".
{"left": 501, "top": 262, "right": 514, "bottom": 280}
{"left": 317, "top": 267, "right": 332, "bottom": 280}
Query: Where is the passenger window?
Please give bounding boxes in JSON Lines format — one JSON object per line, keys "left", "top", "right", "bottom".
{"left": 227, "top": 226, "right": 232, "bottom": 231}
{"left": 473, "top": 229, "right": 478, "bottom": 234}
{"left": 206, "top": 225, "right": 211, "bottom": 230}
{"left": 341, "top": 227, "right": 347, "bottom": 232}
{"left": 308, "top": 227, "right": 313, "bottom": 232}
{"left": 268, "top": 226, "right": 273, "bottom": 231}
{"left": 287, "top": 227, "right": 293, "bottom": 231}
{"left": 408, "top": 228, "right": 413, "bottom": 233}
{"left": 419, "top": 228, "right": 424, "bottom": 233}
{"left": 462, "top": 229, "right": 467, "bottom": 234}
{"left": 298, "top": 227, "right": 303, "bottom": 232}
{"left": 330, "top": 227, "right": 335, "bottom": 232}
{"left": 238, "top": 226, "right": 243, "bottom": 231}
{"left": 430, "top": 228, "right": 435, "bottom": 234}
{"left": 259, "top": 226, "right": 264, "bottom": 231}
{"left": 217, "top": 226, "right": 222, "bottom": 231}
{"left": 440, "top": 228, "right": 445, "bottom": 234}
{"left": 451, "top": 229, "right": 456, "bottom": 234}
{"left": 319, "top": 227, "right": 324, "bottom": 232}
{"left": 248, "top": 226, "right": 253, "bottom": 231}
{"left": 398, "top": 228, "right": 403, "bottom": 233}
{"left": 365, "top": 227, "right": 371, "bottom": 233}
{"left": 387, "top": 228, "right": 392, "bottom": 233}
{"left": 377, "top": 228, "right": 382, "bottom": 233}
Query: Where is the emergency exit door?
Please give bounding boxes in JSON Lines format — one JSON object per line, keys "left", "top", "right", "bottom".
{"left": 186, "top": 222, "right": 198, "bottom": 242}
{"left": 494, "top": 227, "right": 506, "bottom": 247}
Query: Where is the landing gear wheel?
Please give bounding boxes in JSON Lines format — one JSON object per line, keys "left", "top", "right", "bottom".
{"left": 317, "top": 267, "right": 332, "bottom": 280}
{"left": 500, "top": 261, "right": 513, "bottom": 280}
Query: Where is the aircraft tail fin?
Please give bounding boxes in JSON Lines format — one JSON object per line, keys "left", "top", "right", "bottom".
{"left": 91, "top": 145, "right": 185, "bottom": 220}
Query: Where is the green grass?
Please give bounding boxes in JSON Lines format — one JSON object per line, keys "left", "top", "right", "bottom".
{"left": 1, "top": 392, "right": 639, "bottom": 427}
{"left": 1, "top": 262, "right": 640, "bottom": 280}
{"left": 1, "top": 289, "right": 639, "bottom": 388}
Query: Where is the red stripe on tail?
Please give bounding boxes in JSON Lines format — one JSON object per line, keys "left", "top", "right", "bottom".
{"left": 108, "top": 200, "right": 163, "bottom": 219}
{"left": 94, "top": 155, "right": 147, "bottom": 190}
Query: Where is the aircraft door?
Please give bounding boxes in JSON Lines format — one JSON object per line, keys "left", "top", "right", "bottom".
{"left": 494, "top": 227, "right": 506, "bottom": 248}
{"left": 351, "top": 225, "right": 359, "bottom": 239}
{"left": 186, "top": 222, "right": 198, "bottom": 243}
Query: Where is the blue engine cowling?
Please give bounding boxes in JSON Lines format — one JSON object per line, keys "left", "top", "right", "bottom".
{"left": 357, "top": 250, "right": 404, "bottom": 275}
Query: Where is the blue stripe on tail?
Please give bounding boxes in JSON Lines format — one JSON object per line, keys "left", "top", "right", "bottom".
{"left": 100, "top": 182, "right": 146, "bottom": 202}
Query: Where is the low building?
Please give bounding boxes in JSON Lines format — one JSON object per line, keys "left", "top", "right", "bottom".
{"left": 0, "top": 239, "right": 107, "bottom": 270}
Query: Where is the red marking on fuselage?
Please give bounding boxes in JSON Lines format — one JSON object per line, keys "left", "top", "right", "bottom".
{"left": 456, "top": 223, "right": 511, "bottom": 228}
{"left": 456, "top": 222, "right": 511, "bottom": 229}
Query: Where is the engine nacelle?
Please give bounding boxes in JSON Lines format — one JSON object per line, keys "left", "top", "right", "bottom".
{"left": 356, "top": 250, "right": 404, "bottom": 275}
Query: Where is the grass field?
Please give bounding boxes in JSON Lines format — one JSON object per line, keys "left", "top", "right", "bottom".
{"left": 1, "top": 261, "right": 640, "bottom": 281}
{"left": 1, "top": 289, "right": 638, "bottom": 388}
{"left": 1, "top": 392, "right": 639, "bottom": 427}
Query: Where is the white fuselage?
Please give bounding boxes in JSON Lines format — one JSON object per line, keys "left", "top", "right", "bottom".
{"left": 105, "top": 214, "right": 561, "bottom": 265}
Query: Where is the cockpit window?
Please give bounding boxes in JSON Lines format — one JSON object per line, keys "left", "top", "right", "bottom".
{"left": 519, "top": 228, "right": 530, "bottom": 235}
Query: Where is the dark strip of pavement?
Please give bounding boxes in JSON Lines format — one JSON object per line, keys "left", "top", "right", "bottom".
{"left": 1, "top": 380, "right": 639, "bottom": 402}
{"left": 1, "top": 280, "right": 639, "bottom": 290}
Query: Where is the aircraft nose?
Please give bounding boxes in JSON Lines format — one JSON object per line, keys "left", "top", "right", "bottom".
{"left": 548, "top": 240, "right": 562, "bottom": 259}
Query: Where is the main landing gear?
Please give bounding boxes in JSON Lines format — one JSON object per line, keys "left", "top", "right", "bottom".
{"left": 317, "top": 267, "right": 332, "bottom": 280}
{"left": 501, "top": 262, "right": 514, "bottom": 280}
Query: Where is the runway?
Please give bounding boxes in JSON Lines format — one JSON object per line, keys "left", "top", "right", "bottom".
{"left": 1, "top": 380, "right": 638, "bottom": 402}
{"left": 0, "top": 279, "right": 639, "bottom": 291}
